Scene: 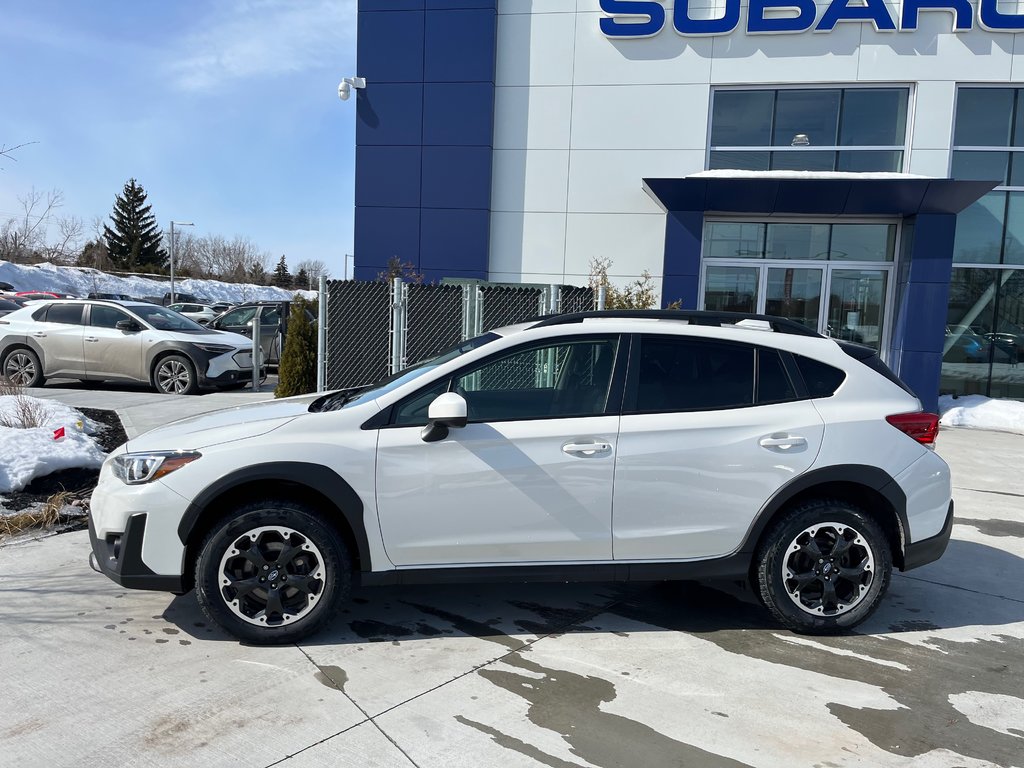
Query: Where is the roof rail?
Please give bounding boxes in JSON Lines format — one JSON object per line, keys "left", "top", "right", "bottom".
{"left": 529, "top": 310, "right": 822, "bottom": 337}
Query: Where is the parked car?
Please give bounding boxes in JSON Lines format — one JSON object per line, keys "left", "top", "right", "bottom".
{"left": 0, "top": 281, "right": 16, "bottom": 292}
{"left": 162, "top": 292, "right": 203, "bottom": 306}
{"left": 167, "top": 302, "right": 218, "bottom": 325}
{"left": 944, "top": 325, "right": 1015, "bottom": 364}
{"left": 0, "top": 299, "right": 258, "bottom": 394}
{"left": 209, "top": 301, "right": 234, "bottom": 315}
{"left": 16, "top": 291, "right": 75, "bottom": 300}
{"left": 88, "top": 292, "right": 134, "bottom": 301}
{"left": 0, "top": 298, "right": 21, "bottom": 317}
{"left": 88, "top": 310, "right": 953, "bottom": 644}
{"left": 207, "top": 300, "right": 312, "bottom": 365}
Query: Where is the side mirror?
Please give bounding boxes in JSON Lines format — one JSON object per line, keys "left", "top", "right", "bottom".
{"left": 115, "top": 319, "right": 141, "bottom": 333}
{"left": 421, "top": 392, "right": 468, "bottom": 443}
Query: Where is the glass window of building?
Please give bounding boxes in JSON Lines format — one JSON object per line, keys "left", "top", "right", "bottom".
{"left": 946, "top": 87, "right": 1024, "bottom": 398}
{"left": 709, "top": 87, "right": 909, "bottom": 173}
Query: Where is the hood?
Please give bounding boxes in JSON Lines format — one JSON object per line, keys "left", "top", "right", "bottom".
{"left": 126, "top": 393, "right": 323, "bottom": 452}
{"left": 166, "top": 329, "right": 252, "bottom": 346}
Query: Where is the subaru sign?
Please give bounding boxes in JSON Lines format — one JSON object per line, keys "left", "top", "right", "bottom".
{"left": 599, "top": 0, "right": 1024, "bottom": 37}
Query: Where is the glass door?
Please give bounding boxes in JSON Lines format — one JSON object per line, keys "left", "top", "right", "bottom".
{"left": 703, "top": 265, "right": 759, "bottom": 313}
{"left": 765, "top": 267, "right": 823, "bottom": 332}
{"left": 825, "top": 268, "right": 888, "bottom": 351}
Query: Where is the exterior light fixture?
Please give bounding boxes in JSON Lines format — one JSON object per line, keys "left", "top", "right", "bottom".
{"left": 791, "top": 133, "right": 811, "bottom": 146}
{"left": 338, "top": 76, "right": 367, "bottom": 101}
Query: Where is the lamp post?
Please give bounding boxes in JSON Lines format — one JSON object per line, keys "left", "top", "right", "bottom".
{"left": 169, "top": 221, "right": 194, "bottom": 304}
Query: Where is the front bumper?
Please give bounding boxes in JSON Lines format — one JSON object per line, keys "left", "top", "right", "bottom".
{"left": 88, "top": 513, "right": 185, "bottom": 593}
{"left": 902, "top": 500, "right": 954, "bottom": 571}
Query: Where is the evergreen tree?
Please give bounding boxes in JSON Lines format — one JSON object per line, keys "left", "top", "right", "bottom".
{"left": 249, "top": 261, "right": 268, "bottom": 284}
{"left": 295, "top": 267, "right": 310, "bottom": 290}
{"left": 102, "top": 179, "right": 166, "bottom": 271}
{"left": 273, "top": 254, "right": 292, "bottom": 287}
{"left": 275, "top": 297, "right": 318, "bottom": 398}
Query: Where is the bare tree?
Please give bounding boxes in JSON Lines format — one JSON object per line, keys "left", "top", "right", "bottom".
{"left": 0, "top": 187, "right": 64, "bottom": 263}
{"left": 295, "top": 258, "right": 330, "bottom": 284}
{"left": 0, "top": 141, "right": 36, "bottom": 169}
{"left": 45, "top": 215, "right": 84, "bottom": 263}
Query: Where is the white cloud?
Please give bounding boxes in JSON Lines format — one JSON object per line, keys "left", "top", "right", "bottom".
{"left": 169, "top": 0, "right": 357, "bottom": 92}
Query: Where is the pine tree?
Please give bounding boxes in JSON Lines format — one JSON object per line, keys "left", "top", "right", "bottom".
{"left": 294, "top": 267, "right": 310, "bottom": 290}
{"left": 273, "top": 254, "right": 292, "bottom": 287}
{"left": 249, "top": 261, "right": 268, "bottom": 284}
{"left": 102, "top": 179, "right": 166, "bottom": 271}
{"left": 275, "top": 297, "right": 318, "bottom": 398}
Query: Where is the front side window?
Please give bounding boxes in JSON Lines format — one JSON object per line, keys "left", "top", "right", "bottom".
{"left": 219, "top": 307, "right": 257, "bottom": 326}
{"left": 90, "top": 306, "right": 130, "bottom": 329}
{"left": 709, "top": 87, "right": 909, "bottom": 173}
{"left": 630, "top": 336, "right": 755, "bottom": 413}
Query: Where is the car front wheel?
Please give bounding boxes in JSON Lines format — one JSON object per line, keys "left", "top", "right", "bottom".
{"left": 152, "top": 354, "right": 198, "bottom": 395}
{"left": 195, "top": 502, "right": 350, "bottom": 644}
{"left": 756, "top": 499, "right": 892, "bottom": 634}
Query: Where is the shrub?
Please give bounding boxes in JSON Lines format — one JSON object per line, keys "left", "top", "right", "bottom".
{"left": 275, "top": 297, "right": 318, "bottom": 398}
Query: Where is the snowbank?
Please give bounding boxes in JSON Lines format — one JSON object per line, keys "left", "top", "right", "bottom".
{"left": 939, "top": 394, "right": 1024, "bottom": 436}
{"left": 0, "top": 396, "right": 107, "bottom": 494}
{"left": 0, "top": 260, "right": 315, "bottom": 304}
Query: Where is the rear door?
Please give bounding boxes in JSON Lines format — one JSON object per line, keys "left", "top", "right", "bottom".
{"left": 34, "top": 304, "right": 86, "bottom": 377}
{"left": 612, "top": 335, "right": 825, "bottom": 560}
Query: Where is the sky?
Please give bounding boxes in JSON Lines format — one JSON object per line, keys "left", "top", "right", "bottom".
{"left": 0, "top": 0, "right": 358, "bottom": 278}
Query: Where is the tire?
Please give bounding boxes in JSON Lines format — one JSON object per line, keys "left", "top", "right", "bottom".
{"left": 194, "top": 501, "right": 350, "bottom": 644}
{"left": 756, "top": 499, "right": 892, "bottom": 635}
{"left": 2, "top": 347, "right": 45, "bottom": 388}
{"left": 152, "top": 354, "right": 198, "bottom": 395}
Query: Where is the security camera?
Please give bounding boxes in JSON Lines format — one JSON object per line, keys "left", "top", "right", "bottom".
{"left": 337, "top": 76, "right": 366, "bottom": 101}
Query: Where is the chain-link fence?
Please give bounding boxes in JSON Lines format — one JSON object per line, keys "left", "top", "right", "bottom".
{"left": 322, "top": 279, "right": 596, "bottom": 390}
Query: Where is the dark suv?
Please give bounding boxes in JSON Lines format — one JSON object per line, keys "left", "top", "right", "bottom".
{"left": 207, "top": 300, "right": 313, "bottom": 366}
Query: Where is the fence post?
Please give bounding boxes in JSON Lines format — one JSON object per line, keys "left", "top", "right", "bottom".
{"left": 597, "top": 284, "right": 607, "bottom": 311}
{"left": 389, "top": 277, "right": 408, "bottom": 374}
{"left": 251, "top": 310, "right": 261, "bottom": 392}
{"left": 317, "top": 276, "right": 327, "bottom": 392}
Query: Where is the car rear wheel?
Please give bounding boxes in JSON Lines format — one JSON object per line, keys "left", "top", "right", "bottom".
{"left": 152, "top": 354, "right": 198, "bottom": 395}
{"left": 2, "top": 348, "right": 45, "bottom": 388}
{"left": 756, "top": 499, "right": 892, "bottom": 634}
{"left": 195, "top": 502, "right": 350, "bottom": 644}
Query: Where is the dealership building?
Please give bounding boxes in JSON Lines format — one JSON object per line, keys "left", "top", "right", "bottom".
{"left": 351, "top": 0, "right": 1024, "bottom": 409}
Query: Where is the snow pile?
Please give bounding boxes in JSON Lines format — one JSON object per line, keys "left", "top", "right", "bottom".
{"left": 0, "top": 260, "right": 315, "bottom": 304}
{"left": 939, "top": 394, "right": 1024, "bottom": 436}
{"left": 0, "top": 396, "right": 107, "bottom": 494}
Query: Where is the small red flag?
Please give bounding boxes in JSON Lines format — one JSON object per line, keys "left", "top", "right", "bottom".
{"left": 53, "top": 427, "right": 65, "bottom": 440}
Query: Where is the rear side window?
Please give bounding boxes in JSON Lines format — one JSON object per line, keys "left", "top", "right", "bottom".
{"left": 632, "top": 336, "right": 754, "bottom": 413}
{"left": 794, "top": 355, "right": 846, "bottom": 398}
{"left": 43, "top": 304, "right": 84, "bottom": 325}
{"left": 757, "top": 349, "right": 797, "bottom": 404}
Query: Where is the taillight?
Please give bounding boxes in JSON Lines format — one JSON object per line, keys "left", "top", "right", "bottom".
{"left": 886, "top": 412, "right": 940, "bottom": 445}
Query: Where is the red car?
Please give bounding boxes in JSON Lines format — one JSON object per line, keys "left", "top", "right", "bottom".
{"left": 15, "top": 291, "right": 74, "bottom": 300}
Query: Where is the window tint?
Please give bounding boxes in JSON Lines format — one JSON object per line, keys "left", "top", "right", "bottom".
{"left": 633, "top": 337, "right": 754, "bottom": 413}
{"left": 44, "top": 304, "right": 84, "bottom": 325}
{"left": 757, "top": 349, "right": 796, "bottom": 404}
{"left": 261, "top": 306, "right": 281, "bottom": 326}
{"left": 220, "top": 307, "right": 257, "bottom": 326}
{"left": 794, "top": 355, "right": 846, "bottom": 398}
{"left": 91, "top": 305, "right": 130, "bottom": 329}
{"left": 393, "top": 381, "right": 450, "bottom": 427}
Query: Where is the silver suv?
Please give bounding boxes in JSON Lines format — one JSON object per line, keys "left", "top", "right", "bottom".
{"left": 0, "top": 299, "right": 256, "bottom": 394}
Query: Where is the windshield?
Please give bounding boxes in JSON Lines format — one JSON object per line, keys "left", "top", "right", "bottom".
{"left": 131, "top": 304, "right": 208, "bottom": 332}
{"left": 314, "top": 332, "right": 501, "bottom": 411}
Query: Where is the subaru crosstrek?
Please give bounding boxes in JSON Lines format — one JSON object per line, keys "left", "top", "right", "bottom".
{"left": 88, "top": 311, "right": 954, "bottom": 643}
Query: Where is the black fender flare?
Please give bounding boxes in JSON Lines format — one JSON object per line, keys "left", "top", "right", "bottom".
{"left": 177, "top": 462, "right": 371, "bottom": 568}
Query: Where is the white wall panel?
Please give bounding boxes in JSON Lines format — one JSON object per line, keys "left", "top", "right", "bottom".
{"left": 496, "top": 13, "right": 578, "bottom": 87}
{"left": 493, "top": 86, "right": 573, "bottom": 150}
{"left": 907, "top": 148, "right": 951, "bottom": 177}
{"left": 489, "top": 211, "right": 568, "bottom": 277}
{"left": 499, "top": 0, "right": 577, "bottom": 14}
{"left": 563, "top": 212, "right": 667, "bottom": 277}
{"left": 491, "top": 149, "right": 570, "bottom": 212}
{"left": 709, "top": 22, "right": 862, "bottom": 84}
{"left": 910, "top": 81, "right": 955, "bottom": 152}
{"left": 573, "top": 12, "right": 714, "bottom": 86}
{"left": 858, "top": 9, "right": 1014, "bottom": 82}
{"left": 567, "top": 149, "right": 705, "bottom": 213}
{"left": 570, "top": 84, "right": 711, "bottom": 150}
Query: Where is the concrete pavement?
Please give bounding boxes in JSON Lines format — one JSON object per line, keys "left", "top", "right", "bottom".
{"left": 0, "top": 428, "right": 1022, "bottom": 767}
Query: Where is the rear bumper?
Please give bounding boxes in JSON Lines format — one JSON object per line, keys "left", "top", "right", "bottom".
{"left": 902, "top": 500, "right": 954, "bottom": 571}
{"left": 88, "top": 513, "right": 185, "bottom": 593}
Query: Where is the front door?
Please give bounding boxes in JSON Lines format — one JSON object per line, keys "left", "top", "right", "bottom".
{"left": 375, "top": 336, "right": 622, "bottom": 566}
{"left": 83, "top": 305, "right": 144, "bottom": 380}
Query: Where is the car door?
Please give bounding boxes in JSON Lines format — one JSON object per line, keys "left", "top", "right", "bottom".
{"left": 612, "top": 335, "right": 825, "bottom": 561}
{"left": 33, "top": 303, "right": 86, "bottom": 376}
{"left": 83, "top": 305, "right": 144, "bottom": 381}
{"left": 375, "top": 335, "right": 624, "bottom": 566}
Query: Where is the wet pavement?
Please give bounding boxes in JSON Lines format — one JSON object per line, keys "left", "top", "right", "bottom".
{"left": 0, "top": 427, "right": 1021, "bottom": 767}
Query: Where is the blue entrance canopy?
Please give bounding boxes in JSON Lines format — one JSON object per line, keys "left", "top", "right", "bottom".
{"left": 642, "top": 176, "right": 998, "bottom": 217}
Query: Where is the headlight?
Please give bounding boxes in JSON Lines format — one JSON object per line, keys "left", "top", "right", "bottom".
{"left": 112, "top": 451, "right": 201, "bottom": 485}
{"left": 194, "top": 343, "right": 233, "bottom": 354}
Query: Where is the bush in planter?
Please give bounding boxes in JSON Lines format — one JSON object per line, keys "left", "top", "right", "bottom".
{"left": 275, "top": 297, "right": 317, "bottom": 398}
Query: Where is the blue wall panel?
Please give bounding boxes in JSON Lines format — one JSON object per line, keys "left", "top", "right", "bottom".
{"left": 355, "top": 146, "right": 422, "bottom": 208}
{"left": 356, "top": 84, "right": 424, "bottom": 146}
{"left": 423, "top": 83, "right": 495, "bottom": 146}
{"left": 354, "top": 206, "right": 421, "bottom": 269}
{"left": 661, "top": 211, "right": 703, "bottom": 308}
{"left": 421, "top": 146, "right": 493, "bottom": 209}
{"left": 424, "top": 9, "right": 497, "bottom": 82}
{"left": 356, "top": 11, "right": 425, "bottom": 83}
{"left": 420, "top": 209, "right": 490, "bottom": 276}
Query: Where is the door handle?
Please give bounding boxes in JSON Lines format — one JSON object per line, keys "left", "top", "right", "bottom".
{"left": 562, "top": 442, "right": 612, "bottom": 456}
{"left": 32, "top": 331, "right": 46, "bottom": 338}
{"left": 759, "top": 434, "right": 807, "bottom": 449}
{"left": 85, "top": 336, "right": 99, "bottom": 342}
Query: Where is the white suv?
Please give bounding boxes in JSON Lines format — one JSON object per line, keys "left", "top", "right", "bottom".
{"left": 88, "top": 311, "right": 953, "bottom": 643}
